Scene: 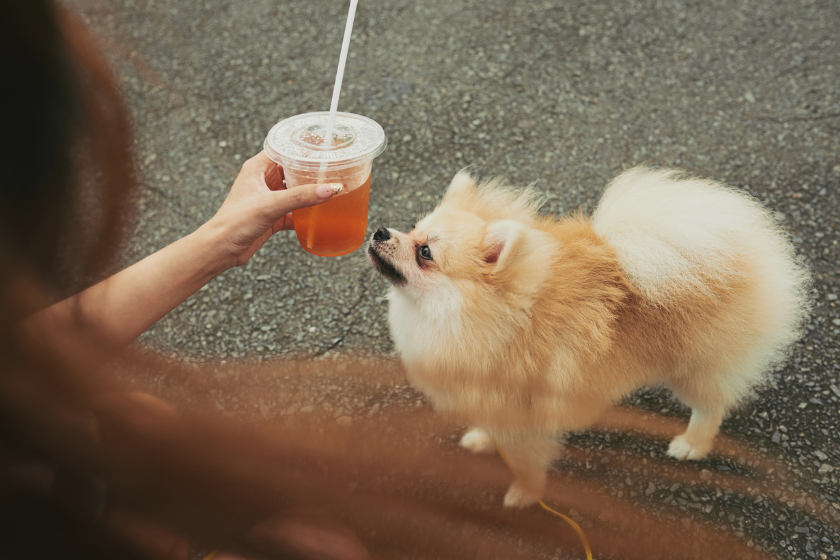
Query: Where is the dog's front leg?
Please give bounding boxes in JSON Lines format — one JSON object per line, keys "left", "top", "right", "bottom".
{"left": 495, "top": 435, "right": 562, "bottom": 508}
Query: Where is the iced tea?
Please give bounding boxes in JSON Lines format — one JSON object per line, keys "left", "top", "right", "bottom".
{"left": 291, "top": 173, "right": 371, "bottom": 257}
{"left": 264, "top": 112, "right": 386, "bottom": 256}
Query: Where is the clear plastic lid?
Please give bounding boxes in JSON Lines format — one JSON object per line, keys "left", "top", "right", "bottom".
{"left": 264, "top": 111, "right": 387, "bottom": 170}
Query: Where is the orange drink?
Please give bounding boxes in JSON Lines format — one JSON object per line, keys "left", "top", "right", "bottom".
{"left": 264, "top": 112, "right": 386, "bottom": 257}
{"left": 291, "top": 172, "right": 371, "bottom": 257}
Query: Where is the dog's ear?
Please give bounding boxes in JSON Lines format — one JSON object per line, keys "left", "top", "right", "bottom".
{"left": 482, "top": 220, "right": 554, "bottom": 298}
{"left": 443, "top": 171, "right": 476, "bottom": 201}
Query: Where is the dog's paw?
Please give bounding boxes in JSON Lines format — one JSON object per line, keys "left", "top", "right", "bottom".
{"left": 460, "top": 428, "right": 494, "bottom": 454}
{"left": 503, "top": 481, "right": 539, "bottom": 508}
{"left": 667, "top": 435, "right": 712, "bottom": 461}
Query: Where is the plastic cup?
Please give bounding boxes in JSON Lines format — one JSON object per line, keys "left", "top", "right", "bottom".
{"left": 264, "top": 112, "right": 386, "bottom": 257}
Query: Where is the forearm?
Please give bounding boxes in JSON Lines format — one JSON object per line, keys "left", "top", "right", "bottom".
{"left": 80, "top": 221, "right": 233, "bottom": 345}
{"left": 21, "top": 151, "right": 335, "bottom": 369}
{"left": 29, "top": 220, "right": 234, "bottom": 352}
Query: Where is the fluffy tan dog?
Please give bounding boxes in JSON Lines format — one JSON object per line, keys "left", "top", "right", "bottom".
{"left": 368, "top": 167, "right": 810, "bottom": 507}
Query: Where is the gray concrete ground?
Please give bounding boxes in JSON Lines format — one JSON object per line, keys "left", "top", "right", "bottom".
{"left": 71, "top": 0, "right": 839, "bottom": 558}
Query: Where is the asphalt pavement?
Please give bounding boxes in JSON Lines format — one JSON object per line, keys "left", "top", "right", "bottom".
{"left": 70, "top": 0, "right": 839, "bottom": 558}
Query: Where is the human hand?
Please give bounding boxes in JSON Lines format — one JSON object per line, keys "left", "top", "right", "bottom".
{"left": 205, "top": 151, "right": 342, "bottom": 268}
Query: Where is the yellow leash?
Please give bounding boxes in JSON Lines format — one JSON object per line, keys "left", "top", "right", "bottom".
{"left": 202, "top": 552, "right": 217, "bottom": 560}
{"left": 494, "top": 442, "right": 594, "bottom": 560}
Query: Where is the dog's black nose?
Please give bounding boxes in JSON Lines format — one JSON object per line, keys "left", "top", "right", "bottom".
{"left": 373, "top": 227, "right": 391, "bottom": 242}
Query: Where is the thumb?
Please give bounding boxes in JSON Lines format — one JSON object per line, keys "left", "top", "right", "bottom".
{"left": 268, "top": 183, "right": 343, "bottom": 218}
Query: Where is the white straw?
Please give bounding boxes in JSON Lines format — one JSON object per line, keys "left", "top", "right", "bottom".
{"left": 308, "top": 0, "right": 359, "bottom": 250}
{"left": 322, "top": 0, "right": 359, "bottom": 151}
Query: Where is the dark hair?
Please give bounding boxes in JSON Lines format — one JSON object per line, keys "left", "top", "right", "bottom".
{"left": 0, "top": 1, "right": 78, "bottom": 277}
{"left": 0, "top": 0, "right": 133, "bottom": 291}
{"left": 0, "top": 6, "right": 132, "bottom": 554}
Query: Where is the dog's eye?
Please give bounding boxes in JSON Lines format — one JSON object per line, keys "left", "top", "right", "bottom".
{"left": 418, "top": 245, "right": 433, "bottom": 261}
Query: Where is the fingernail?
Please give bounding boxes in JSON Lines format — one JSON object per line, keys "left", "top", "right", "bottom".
{"left": 317, "top": 183, "right": 343, "bottom": 198}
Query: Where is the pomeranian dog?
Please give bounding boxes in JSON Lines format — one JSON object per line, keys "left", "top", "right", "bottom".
{"left": 368, "top": 167, "right": 810, "bottom": 507}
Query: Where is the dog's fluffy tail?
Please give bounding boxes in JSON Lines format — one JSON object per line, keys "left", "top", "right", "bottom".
{"left": 592, "top": 166, "right": 810, "bottom": 372}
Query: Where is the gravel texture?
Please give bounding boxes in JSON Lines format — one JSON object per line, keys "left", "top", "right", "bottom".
{"left": 69, "top": 0, "right": 839, "bottom": 558}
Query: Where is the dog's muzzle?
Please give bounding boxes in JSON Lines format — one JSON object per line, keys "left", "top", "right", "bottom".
{"left": 368, "top": 229, "right": 406, "bottom": 285}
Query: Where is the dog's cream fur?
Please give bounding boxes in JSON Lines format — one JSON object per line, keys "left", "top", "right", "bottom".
{"left": 368, "top": 167, "right": 810, "bottom": 507}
